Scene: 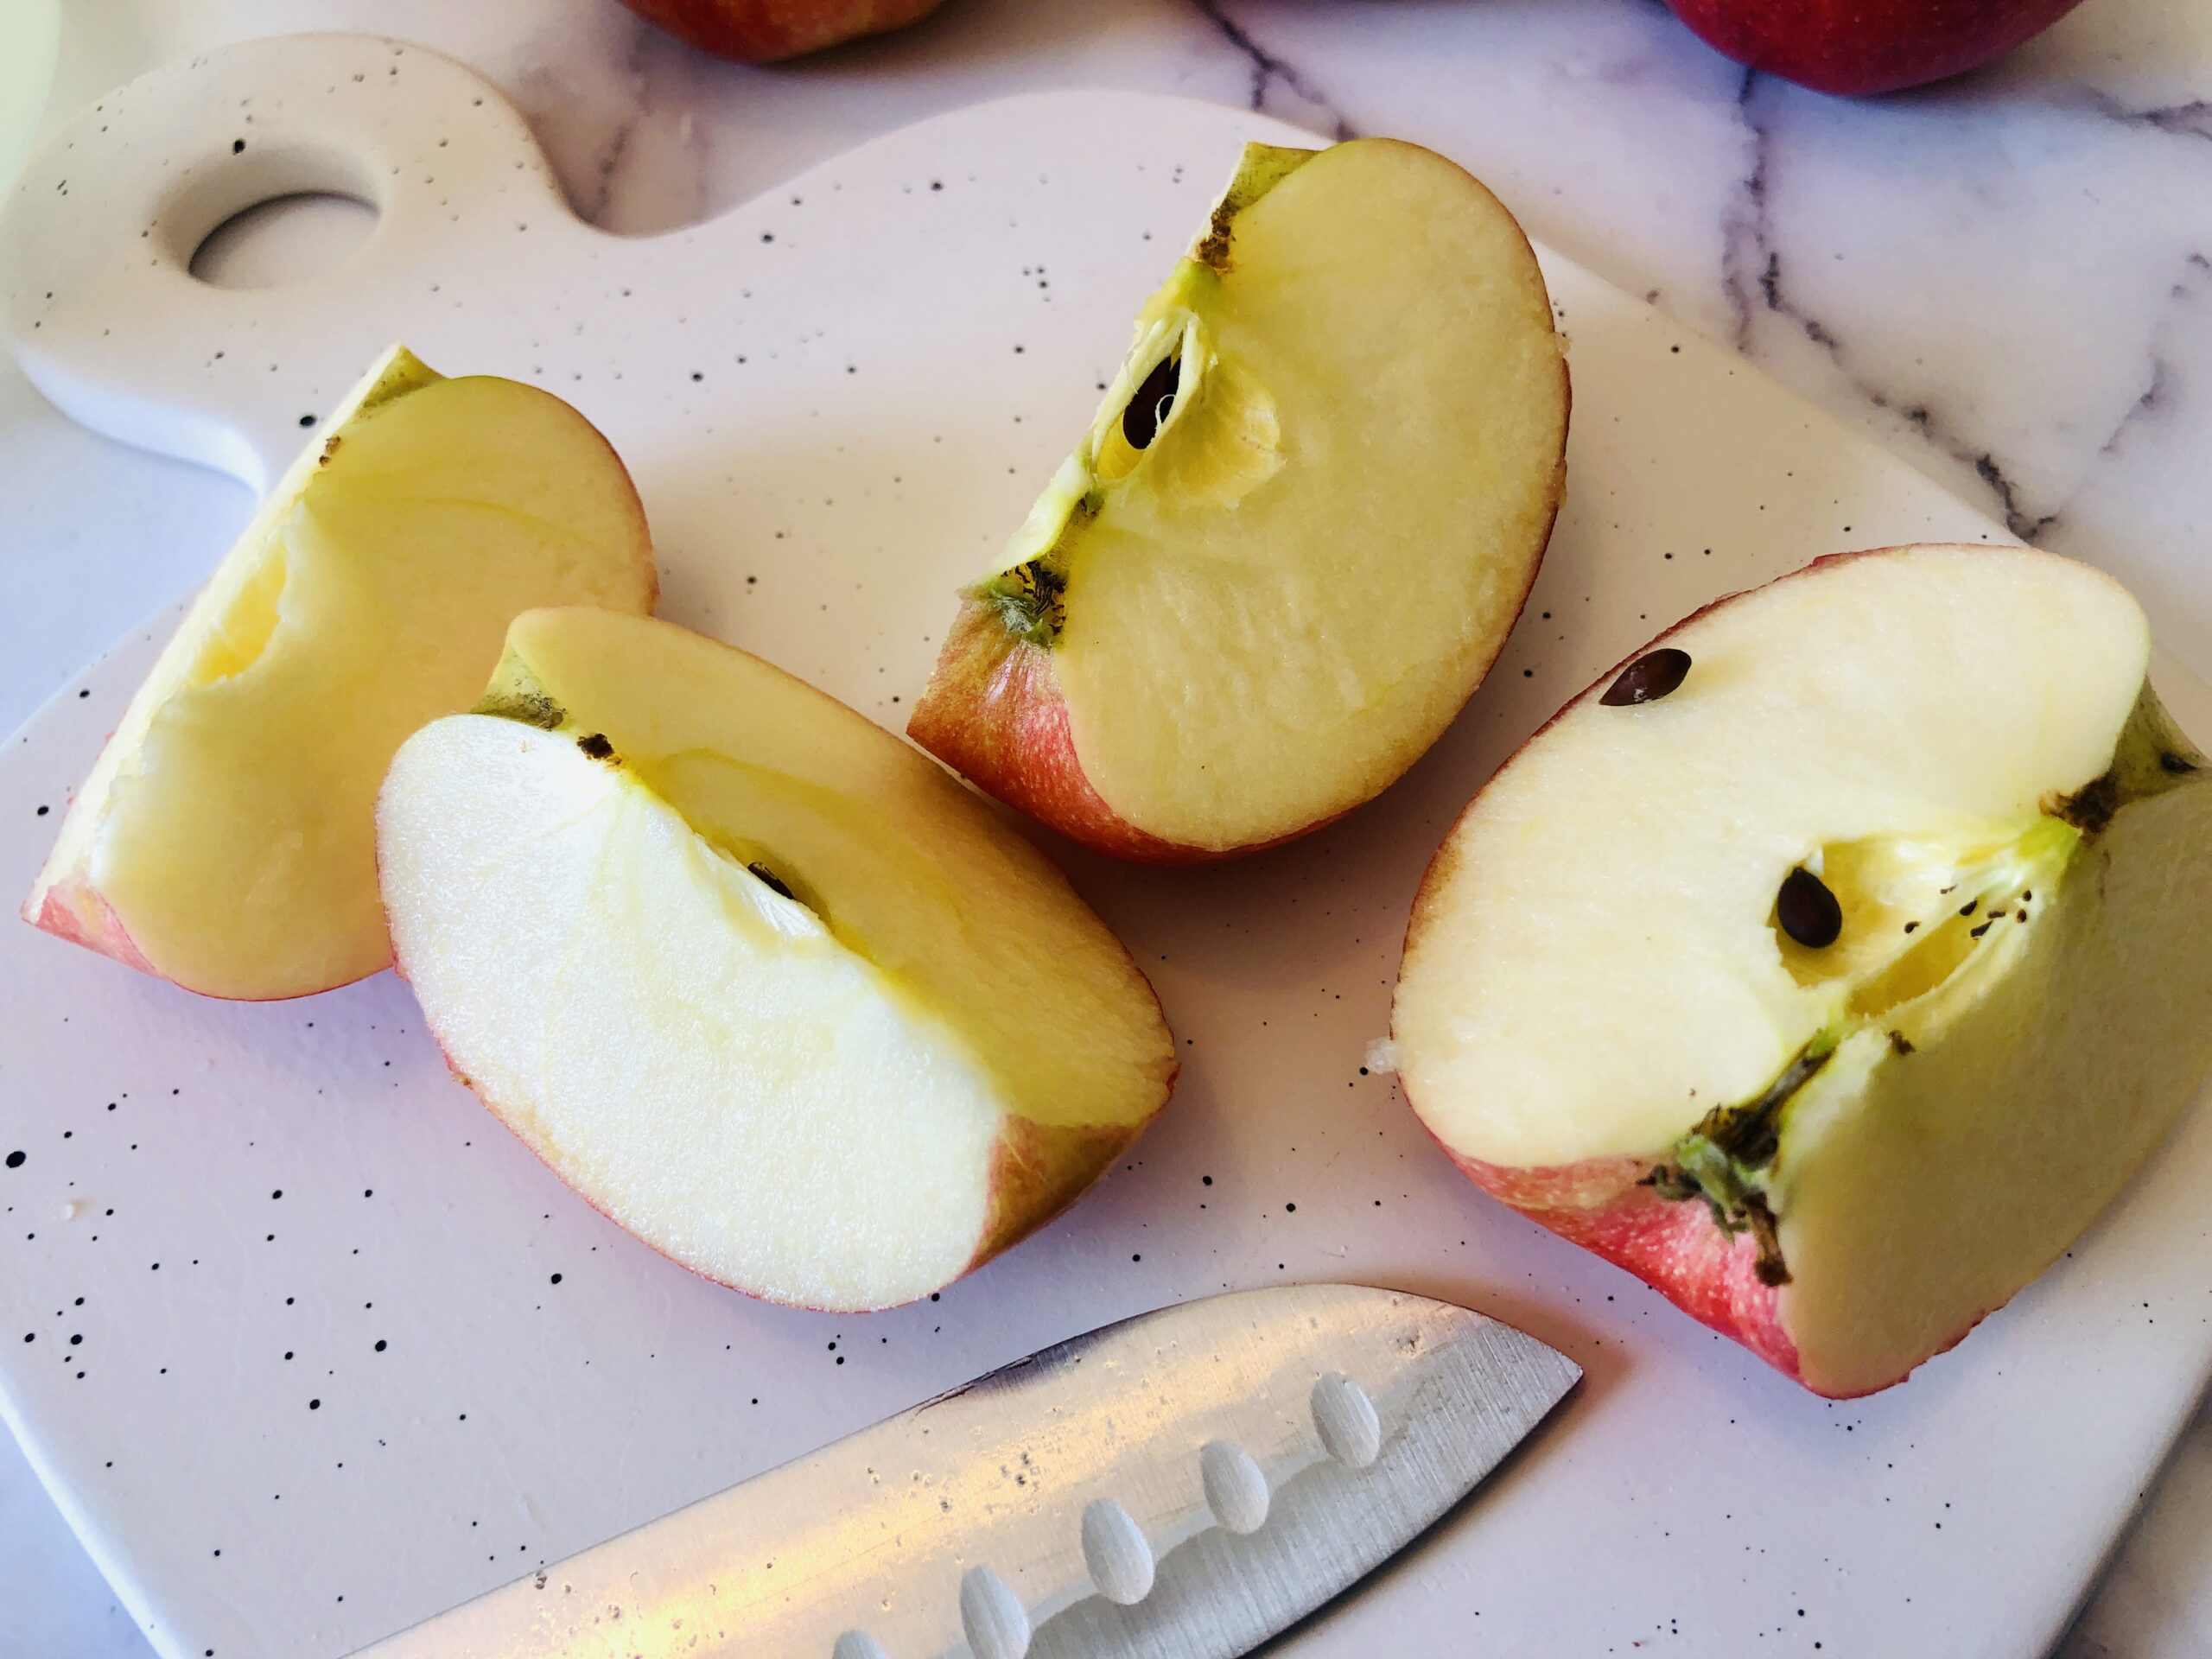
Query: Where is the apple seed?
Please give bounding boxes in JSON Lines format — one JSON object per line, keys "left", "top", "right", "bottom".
{"left": 745, "top": 861, "right": 796, "bottom": 901}
{"left": 1599, "top": 647, "right": 1691, "bottom": 706}
{"left": 1121, "top": 353, "right": 1180, "bottom": 451}
{"left": 1777, "top": 866, "right": 1842, "bottom": 949}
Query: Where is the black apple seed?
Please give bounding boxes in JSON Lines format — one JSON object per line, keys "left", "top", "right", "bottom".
{"left": 1777, "top": 867, "right": 1843, "bottom": 949}
{"left": 1599, "top": 647, "right": 1692, "bottom": 706}
{"left": 1121, "top": 353, "right": 1179, "bottom": 451}
{"left": 747, "top": 862, "right": 795, "bottom": 901}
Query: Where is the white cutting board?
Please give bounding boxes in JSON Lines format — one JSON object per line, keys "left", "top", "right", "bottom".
{"left": 3, "top": 33, "right": 2209, "bottom": 1659}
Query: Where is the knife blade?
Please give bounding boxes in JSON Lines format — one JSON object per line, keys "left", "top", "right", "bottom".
{"left": 350, "top": 1283, "right": 1579, "bottom": 1658}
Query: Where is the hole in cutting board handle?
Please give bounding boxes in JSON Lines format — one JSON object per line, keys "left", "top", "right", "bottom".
{"left": 188, "top": 191, "right": 378, "bottom": 290}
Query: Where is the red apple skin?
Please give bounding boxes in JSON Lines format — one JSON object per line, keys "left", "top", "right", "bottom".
{"left": 1665, "top": 0, "right": 2085, "bottom": 96}
{"left": 23, "top": 874, "right": 162, "bottom": 983}
{"left": 1398, "top": 545, "right": 2024, "bottom": 1398}
{"left": 907, "top": 597, "right": 1236, "bottom": 865}
{"left": 617, "top": 0, "right": 946, "bottom": 63}
{"left": 1445, "top": 1146, "right": 1805, "bottom": 1383}
{"left": 25, "top": 862, "right": 302, "bottom": 1002}
{"left": 1439, "top": 1139, "right": 2003, "bottom": 1397}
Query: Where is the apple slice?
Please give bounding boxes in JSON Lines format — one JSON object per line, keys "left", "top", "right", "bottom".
{"left": 1393, "top": 544, "right": 2212, "bottom": 1397}
{"left": 909, "top": 139, "right": 1568, "bottom": 861}
{"left": 377, "top": 608, "right": 1178, "bottom": 1311}
{"left": 23, "top": 346, "right": 656, "bottom": 999}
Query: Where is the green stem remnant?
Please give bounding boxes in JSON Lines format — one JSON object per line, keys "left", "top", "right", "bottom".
{"left": 2053, "top": 684, "right": 2207, "bottom": 834}
{"left": 1643, "top": 684, "right": 2211, "bottom": 1293}
{"left": 974, "top": 559, "right": 1068, "bottom": 649}
{"left": 474, "top": 689, "right": 566, "bottom": 731}
{"left": 1643, "top": 1039, "right": 1836, "bottom": 1287}
{"left": 1193, "top": 143, "right": 1317, "bottom": 270}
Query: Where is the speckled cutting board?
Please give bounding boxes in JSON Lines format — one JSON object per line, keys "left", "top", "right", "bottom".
{"left": 3, "top": 32, "right": 2210, "bottom": 1659}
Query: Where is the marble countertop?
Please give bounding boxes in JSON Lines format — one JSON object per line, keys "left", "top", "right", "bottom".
{"left": 3, "top": 0, "right": 2209, "bottom": 1653}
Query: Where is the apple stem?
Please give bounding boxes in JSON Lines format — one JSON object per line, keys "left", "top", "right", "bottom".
{"left": 974, "top": 559, "right": 1069, "bottom": 648}
{"left": 1642, "top": 1038, "right": 1838, "bottom": 1286}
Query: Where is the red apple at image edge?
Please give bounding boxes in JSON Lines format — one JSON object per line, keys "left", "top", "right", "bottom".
{"left": 618, "top": 0, "right": 947, "bottom": 62}
{"left": 1666, "top": 0, "right": 2086, "bottom": 95}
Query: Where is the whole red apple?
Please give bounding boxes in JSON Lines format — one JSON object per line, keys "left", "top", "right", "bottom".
{"left": 1665, "top": 0, "right": 2084, "bottom": 95}
{"left": 618, "top": 0, "right": 948, "bottom": 63}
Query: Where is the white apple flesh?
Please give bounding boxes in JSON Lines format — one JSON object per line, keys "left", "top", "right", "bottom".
{"left": 378, "top": 608, "right": 1178, "bottom": 1312}
{"left": 1394, "top": 545, "right": 2212, "bottom": 1396}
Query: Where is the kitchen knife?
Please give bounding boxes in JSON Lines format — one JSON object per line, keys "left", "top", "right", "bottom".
{"left": 350, "top": 1283, "right": 1579, "bottom": 1658}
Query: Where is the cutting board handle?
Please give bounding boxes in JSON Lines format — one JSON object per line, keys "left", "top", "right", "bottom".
{"left": 0, "top": 32, "right": 571, "bottom": 492}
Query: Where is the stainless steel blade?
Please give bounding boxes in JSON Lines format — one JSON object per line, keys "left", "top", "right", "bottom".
{"left": 351, "top": 1284, "right": 1579, "bottom": 1659}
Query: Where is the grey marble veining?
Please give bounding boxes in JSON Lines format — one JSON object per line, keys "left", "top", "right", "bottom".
{"left": 3, "top": 2, "right": 2210, "bottom": 1655}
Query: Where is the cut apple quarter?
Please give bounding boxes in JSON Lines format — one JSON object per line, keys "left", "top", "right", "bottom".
{"left": 1393, "top": 544, "right": 2212, "bottom": 1397}
{"left": 22, "top": 346, "right": 656, "bottom": 999}
{"left": 377, "top": 608, "right": 1178, "bottom": 1312}
{"left": 909, "top": 137, "right": 1569, "bottom": 861}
